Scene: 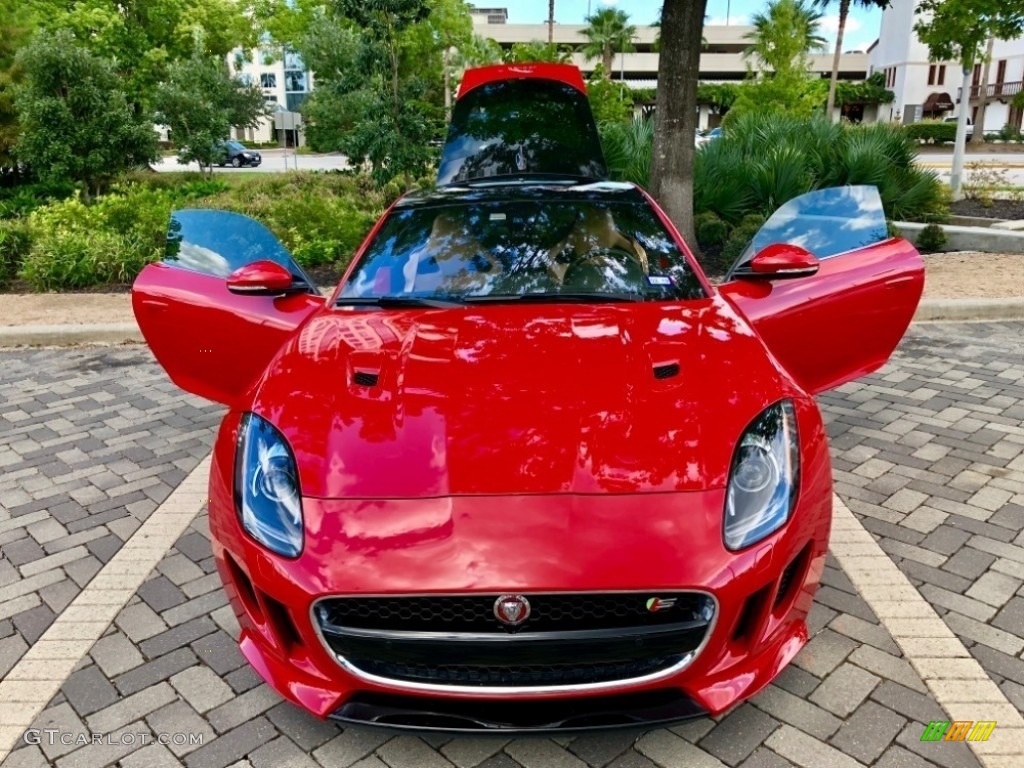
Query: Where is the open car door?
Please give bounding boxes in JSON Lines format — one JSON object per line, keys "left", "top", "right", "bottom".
{"left": 718, "top": 186, "right": 924, "bottom": 395}
{"left": 132, "top": 210, "right": 324, "bottom": 407}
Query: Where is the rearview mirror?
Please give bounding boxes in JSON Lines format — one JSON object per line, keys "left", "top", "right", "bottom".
{"left": 226, "top": 260, "right": 301, "bottom": 295}
{"left": 737, "top": 243, "right": 820, "bottom": 280}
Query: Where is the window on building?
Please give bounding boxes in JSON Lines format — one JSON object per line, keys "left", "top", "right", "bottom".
{"left": 236, "top": 73, "right": 254, "bottom": 87}
{"left": 284, "top": 70, "right": 307, "bottom": 92}
{"left": 973, "top": 63, "right": 982, "bottom": 86}
{"left": 284, "top": 50, "right": 304, "bottom": 70}
{"left": 928, "top": 65, "right": 936, "bottom": 86}
{"left": 997, "top": 59, "right": 1007, "bottom": 84}
{"left": 286, "top": 92, "right": 309, "bottom": 112}
{"left": 260, "top": 73, "right": 277, "bottom": 89}
{"left": 938, "top": 65, "right": 946, "bottom": 85}
{"left": 264, "top": 95, "right": 278, "bottom": 104}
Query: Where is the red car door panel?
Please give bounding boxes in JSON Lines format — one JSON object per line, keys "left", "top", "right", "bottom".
{"left": 717, "top": 187, "right": 925, "bottom": 395}
{"left": 132, "top": 210, "right": 324, "bottom": 407}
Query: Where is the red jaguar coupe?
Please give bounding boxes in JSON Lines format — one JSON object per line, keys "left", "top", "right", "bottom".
{"left": 133, "top": 64, "right": 924, "bottom": 731}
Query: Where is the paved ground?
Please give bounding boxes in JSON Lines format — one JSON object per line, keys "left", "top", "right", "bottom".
{"left": 0, "top": 321, "right": 1022, "bottom": 767}
{"left": 154, "top": 152, "right": 349, "bottom": 174}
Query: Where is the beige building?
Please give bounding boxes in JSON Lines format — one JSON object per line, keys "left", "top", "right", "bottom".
{"left": 470, "top": 7, "right": 871, "bottom": 127}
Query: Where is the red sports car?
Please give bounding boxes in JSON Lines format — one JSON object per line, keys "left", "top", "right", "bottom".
{"left": 133, "top": 64, "right": 924, "bottom": 731}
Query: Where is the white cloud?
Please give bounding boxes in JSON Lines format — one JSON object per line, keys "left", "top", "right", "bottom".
{"left": 819, "top": 14, "right": 863, "bottom": 36}
{"left": 706, "top": 14, "right": 749, "bottom": 26}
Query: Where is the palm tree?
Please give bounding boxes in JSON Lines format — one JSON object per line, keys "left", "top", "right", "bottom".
{"left": 744, "top": 0, "right": 827, "bottom": 74}
{"left": 579, "top": 8, "right": 637, "bottom": 79}
{"left": 814, "top": 1, "right": 890, "bottom": 121}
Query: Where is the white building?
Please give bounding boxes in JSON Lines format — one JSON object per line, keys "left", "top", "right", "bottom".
{"left": 869, "top": 0, "right": 1024, "bottom": 132}
{"left": 227, "top": 46, "right": 313, "bottom": 146}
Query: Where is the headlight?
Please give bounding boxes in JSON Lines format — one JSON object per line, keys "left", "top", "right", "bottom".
{"left": 724, "top": 400, "right": 799, "bottom": 551}
{"left": 234, "top": 413, "right": 303, "bottom": 558}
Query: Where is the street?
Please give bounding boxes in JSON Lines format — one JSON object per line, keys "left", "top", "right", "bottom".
{"left": 155, "top": 150, "right": 350, "bottom": 174}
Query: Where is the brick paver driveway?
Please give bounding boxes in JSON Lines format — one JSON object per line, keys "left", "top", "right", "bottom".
{"left": 0, "top": 321, "right": 1021, "bottom": 768}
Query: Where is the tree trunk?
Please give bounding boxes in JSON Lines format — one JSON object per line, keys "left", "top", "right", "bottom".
{"left": 649, "top": 0, "right": 708, "bottom": 252}
{"left": 971, "top": 36, "right": 996, "bottom": 145}
{"left": 825, "top": 0, "right": 850, "bottom": 122}
{"left": 603, "top": 46, "right": 613, "bottom": 77}
{"left": 548, "top": 0, "right": 555, "bottom": 44}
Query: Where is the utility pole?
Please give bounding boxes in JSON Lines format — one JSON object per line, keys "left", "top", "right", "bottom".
{"left": 548, "top": 0, "right": 555, "bottom": 43}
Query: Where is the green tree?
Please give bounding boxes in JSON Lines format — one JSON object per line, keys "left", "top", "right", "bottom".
{"left": 730, "top": 0, "right": 827, "bottom": 124}
{"left": 586, "top": 66, "right": 633, "bottom": 125}
{"left": 300, "top": 0, "right": 441, "bottom": 186}
{"left": 649, "top": 0, "right": 709, "bottom": 248}
{"left": 579, "top": 8, "right": 637, "bottom": 78}
{"left": 0, "top": 0, "right": 38, "bottom": 172}
{"left": 154, "top": 39, "right": 267, "bottom": 175}
{"left": 916, "top": 0, "right": 1024, "bottom": 194}
{"left": 813, "top": 1, "right": 891, "bottom": 121}
{"left": 744, "top": 0, "right": 826, "bottom": 73}
{"left": 503, "top": 41, "right": 575, "bottom": 64}
{"left": 40, "top": 0, "right": 258, "bottom": 114}
{"left": 14, "top": 30, "right": 158, "bottom": 200}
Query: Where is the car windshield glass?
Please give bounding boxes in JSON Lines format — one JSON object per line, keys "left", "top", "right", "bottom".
{"left": 226, "top": 141, "right": 246, "bottom": 151}
{"left": 338, "top": 199, "right": 706, "bottom": 303}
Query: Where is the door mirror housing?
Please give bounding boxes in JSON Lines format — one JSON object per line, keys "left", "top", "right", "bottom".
{"left": 226, "top": 260, "right": 302, "bottom": 295}
{"left": 737, "top": 243, "right": 820, "bottom": 280}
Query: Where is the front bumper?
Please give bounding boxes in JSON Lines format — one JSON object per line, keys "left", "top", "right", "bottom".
{"left": 207, "top": 408, "right": 833, "bottom": 731}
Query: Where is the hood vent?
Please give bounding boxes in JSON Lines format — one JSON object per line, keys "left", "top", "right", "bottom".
{"left": 653, "top": 363, "right": 680, "bottom": 381}
{"left": 353, "top": 371, "right": 380, "bottom": 388}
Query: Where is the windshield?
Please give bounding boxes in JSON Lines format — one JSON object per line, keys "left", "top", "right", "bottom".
{"left": 727, "top": 186, "right": 889, "bottom": 276}
{"left": 226, "top": 141, "right": 246, "bottom": 152}
{"left": 339, "top": 198, "right": 706, "bottom": 303}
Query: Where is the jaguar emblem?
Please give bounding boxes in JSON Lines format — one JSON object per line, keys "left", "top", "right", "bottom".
{"left": 494, "top": 594, "right": 531, "bottom": 627}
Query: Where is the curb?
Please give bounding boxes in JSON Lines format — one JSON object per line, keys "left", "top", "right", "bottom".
{"left": 914, "top": 298, "right": 1024, "bottom": 322}
{"left": 0, "top": 323, "right": 142, "bottom": 348}
{"left": 1, "top": 300, "right": 1023, "bottom": 349}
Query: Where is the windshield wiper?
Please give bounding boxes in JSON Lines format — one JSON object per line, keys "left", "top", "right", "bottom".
{"left": 464, "top": 292, "right": 642, "bottom": 304}
{"left": 334, "top": 296, "right": 465, "bottom": 309}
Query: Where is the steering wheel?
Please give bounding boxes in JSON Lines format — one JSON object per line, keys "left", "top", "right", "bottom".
{"left": 562, "top": 247, "right": 647, "bottom": 292}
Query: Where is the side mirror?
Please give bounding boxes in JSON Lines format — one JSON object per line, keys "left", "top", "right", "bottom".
{"left": 226, "top": 260, "right": 301, "bottom": 295}
{"left": 738, "top": 243, "right": 820, "bottom": 280}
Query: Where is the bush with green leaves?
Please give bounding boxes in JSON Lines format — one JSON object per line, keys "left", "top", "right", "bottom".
{"left": 692, "top": 114, "right": 948, "bottom": 226}
{"left": 22, "top": 199, "right": 157, "bottom": 290}
{"left": 694, "top": 212, "right": 729, "bottom": 249}
{"left": 14, "top": 172, "right": 394, "bottom": 290}
{"left": 0, "top": 219, "right": 32, "bottom": 282}
{"left": 600, "top": 116, "right": 653, "bottom": 187}
{"left": 903, "top": 120, "right": 958, "bottom": 144}
{"left": 915, "top": 223, "right": 947, "bottom": 253}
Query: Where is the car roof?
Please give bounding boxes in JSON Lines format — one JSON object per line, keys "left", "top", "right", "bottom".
{"left": 393, "top": 181, "right": 648, "bottom": 211}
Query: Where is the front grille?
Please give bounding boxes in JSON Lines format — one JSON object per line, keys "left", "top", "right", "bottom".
{"left": 349, "top": 655, "right": 684, "bottom": 686}
{"left": 314, "top": 592, "right": 715, "bottom": 689}
{"left": 317, "top": 592, "right": 708, "bottom": 633}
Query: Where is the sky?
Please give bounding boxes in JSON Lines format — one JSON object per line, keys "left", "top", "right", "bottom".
{"left": 491, "top": 0, "right": 885, "bottom": 53}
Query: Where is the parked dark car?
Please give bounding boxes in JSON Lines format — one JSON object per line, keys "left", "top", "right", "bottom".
{"left": 217, "top": 141, "right": 262, "bottom": 168}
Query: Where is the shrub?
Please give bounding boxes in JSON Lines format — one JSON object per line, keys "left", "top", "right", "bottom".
{"left": 600, "top": 117, "right": 654, "bottom": 187}
{"left": 0, "top": 180, "right": 76, "bottom": 219}
{"left": 0, "top": 220, "right": 33, "bottom": 281}
{"left": 688, "top": 114, "right": 948, "bottom": 227}
{"left": 886, "top": 220, "right": 902, "bottom": 239}
{"left": 916, "top": 223, "right": 947, "bottom": 253}
{"left": 21, "top": 198, "right": 161, "bottom": 290}
{"left": 695, "top": 212, "right": 730, "bottom": 248}
{"left": 721, "top": 214, "right": 767, "bottom": 264}
{"left": 904, "top": 120, "right": 958, "bottom": 144}
{"left": 999, "top": 123, "right": 1021, "bottom": 142}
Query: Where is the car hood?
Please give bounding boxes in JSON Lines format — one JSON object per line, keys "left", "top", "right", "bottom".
{"left": 250, "top": 296, "right": 793, "bottom": 498}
